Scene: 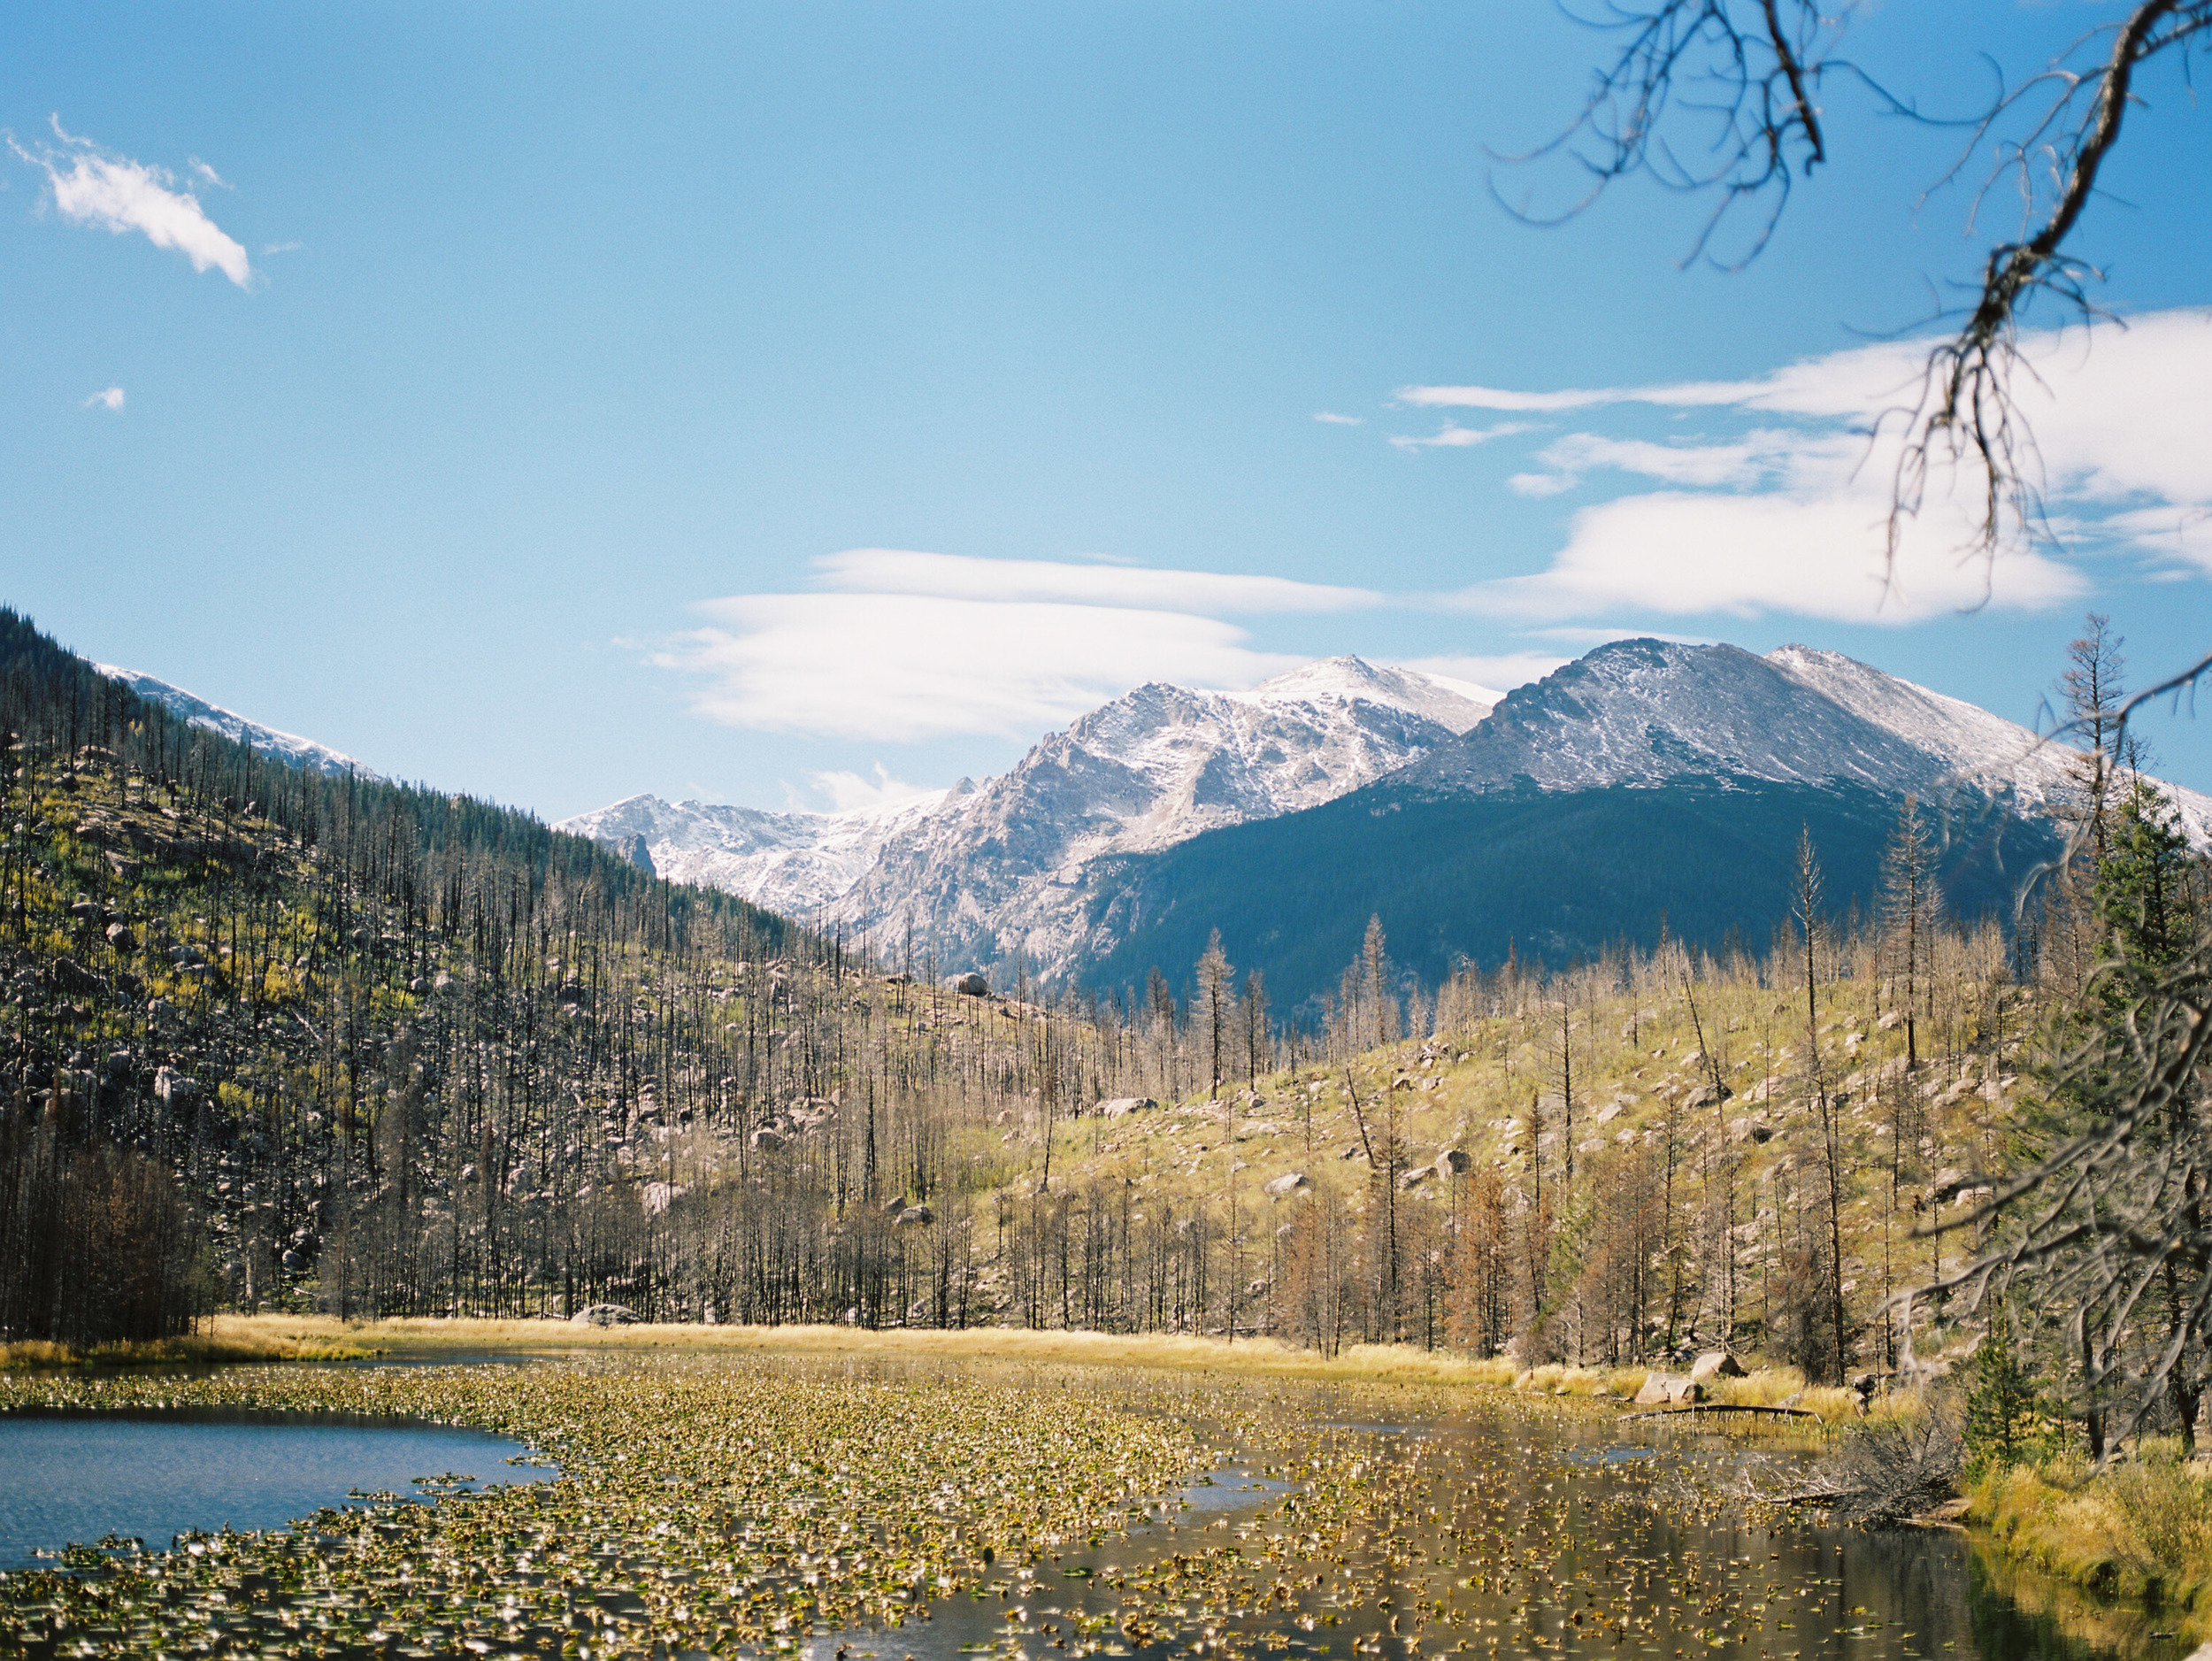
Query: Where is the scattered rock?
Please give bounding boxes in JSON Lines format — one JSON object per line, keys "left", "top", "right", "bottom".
{"left": 153, "top": 1065, "right": 200, "bottom": 1105}
{"left": 1262, "top": 1172, "right": 1310, "bottom": 1200}
{"left": 749, "top": 1127, "right": 787, "bottom": 1152}
{"left": 104, "top": 921, "right": 135, "bottom": 952}
{"left": 1685, "top": 1079, "right": 1733, "bottom": 1109}
{"left": 1399, "top": 1165, "right": 1432, "bottom": 1190}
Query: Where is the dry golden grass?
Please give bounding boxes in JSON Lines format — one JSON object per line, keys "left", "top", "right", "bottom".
{"left": 200, "top": 1314, "right": 1555, "bottom": 1388}
{"left": 1970, "top": 1450, "right": 2212, "bottom": 1620}
{"left": 0, "top": 1317, "right": 372, "bottom": 1371}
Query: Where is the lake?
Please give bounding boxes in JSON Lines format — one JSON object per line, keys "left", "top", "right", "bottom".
{"left": 0, "top": 1354, "right": 2186, "bottom": 1660}
{"left": 0, "top": 1407, "right": 557, "bottom": 1570}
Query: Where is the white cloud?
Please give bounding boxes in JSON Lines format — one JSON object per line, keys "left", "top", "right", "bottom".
{"left": 188, "top": 157, "right": 228, "bottom": 189}
{"left": 12, "top": 118, "right": 252, "bottom": 287}
{"left": 808, "top": 763, "right": 938, "bottom": 814}
{"left": 656, "top": 552, "right": 1363, "bottom": 742}
{"left": 1389, "top": 420, "right": 1538, "bottom": 451}
{"left": 1461, "top": 487, "right": 2085, "bottom": 623}
{"left": 83, "top": 386, "right": 124, "bottom": 411}
{"left": 1313, "top": 411, "right": 1363, "bottom": 426}
{"left": 1430, "top": 309, "right": 2212, "bottom": 623}
{"left": 811, "top": 548, "right": 1379, "bottom": 613}
{"left": 261, "top": 241, "right": 303, "bottom": 256}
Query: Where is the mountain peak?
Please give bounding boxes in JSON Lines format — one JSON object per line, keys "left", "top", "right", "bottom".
{"left": 1244, "top": 656, "right": 1495, "bottom": 734}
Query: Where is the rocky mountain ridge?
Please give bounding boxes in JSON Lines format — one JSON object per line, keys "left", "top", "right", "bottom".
{"left": 559, "top": 656, "right": 1494, "bottom": 951}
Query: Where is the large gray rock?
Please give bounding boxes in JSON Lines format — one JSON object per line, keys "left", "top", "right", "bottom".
{"left": 1633, "top": 1373, "right": 1704, "bottom": 1406}
{"left": 952, "top": 971, "right": 988, "bottom": 996}
{"left": 893, "top": 1203, "right": 935, "bottom": 1227}
{"left": 570, "top": 1303, "right": 642, "bottom": 1326}
{"left": 1690, "top": 1350, "right": 1746, "bottom": 1385}
{"left": 1098, "top": 1096, "right": 1156, "bottom": 1119}
{"left": 1262, "top": 1172, "right": 1310, "bottom": 1201}
{"left": 1434, "top": 1148, "right": 1471, "bottom": 1176}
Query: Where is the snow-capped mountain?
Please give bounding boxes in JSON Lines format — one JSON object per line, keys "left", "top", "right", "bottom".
{"left": 96, "top": 665, "right": 380, "bottom": 781}
{"left": 1398, "top": 639, "right": 2212, "bottom": 843}
{"left": 555, "top": 789, "right": 951, "bottom": 918}
{"left": 564, "top": 638, "right": 2208, "bottom": 988}
{"left": 557, "top": 657, "right": 1494, "bottom": 960}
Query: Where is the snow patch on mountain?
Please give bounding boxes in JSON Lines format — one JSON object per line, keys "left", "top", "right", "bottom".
{"left": 96, "top": 665, "right": 380, "bottom": 781}
{"left": 556, "top": 788, "right": 951, "bottom": 918}
{"left": 1240, "top": 657, "right": 1496, "bottom": 734}
{"left": 559, "top": 657, "right": 1486, "bottom": 957}
{"left": 1767, "top": 643, "right": 2212, "bottom": 848}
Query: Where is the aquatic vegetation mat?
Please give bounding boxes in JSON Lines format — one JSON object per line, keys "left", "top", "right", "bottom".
{"left": 0, "top": 1357, "right": 1204, "bottom": 1657}
{"left": 0, "top": 1357, "right": 2162, "bottom": 1659}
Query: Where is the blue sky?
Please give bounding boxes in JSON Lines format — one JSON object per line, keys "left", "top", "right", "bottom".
{"left": 6, "top": 2, "right": 2211, "bottom": 819}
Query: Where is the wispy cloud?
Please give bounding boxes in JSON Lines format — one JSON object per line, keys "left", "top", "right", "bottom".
{"left": 1428, "top": 309, "right": 2212, "bottom": 623}
{"left": 83, "top": 386, "right": 124, "bottom": 411}
{"left": 11, "top": 117, "right": 252, "bottom": 287}
{"left": 654, "top": 552, "right": 1371, "bottom": 742}
{"left": 807, "top": 763, "right": 938, "bottom": 814}
{"left": 1389, "top": 420, "right": 1538, "bottom": 451}
{"left": 1313, "top": 411, "right": 1363, "bottom": 426}
{"left": 812, "top": 549, "right": 1380, "bottom": 614}
{"left": 187, "top": 157, "right": 229, "bottom": 189}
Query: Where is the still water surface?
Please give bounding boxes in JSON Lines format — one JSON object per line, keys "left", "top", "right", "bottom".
{"left": 0, "top": 1408, "right": 556, "bottom": 1569}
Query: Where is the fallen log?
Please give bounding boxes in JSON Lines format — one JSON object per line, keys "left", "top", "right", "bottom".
{"left": 1616, "top": 1403, "right": 1818, "bottom": 1421}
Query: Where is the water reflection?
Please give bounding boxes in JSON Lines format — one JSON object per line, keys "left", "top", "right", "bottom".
{"left": 805, "top": 1385, "right": 2187, "bottom": 1661}
{"left": 0, "top": 1407, "right": 557, "bottom": 1570}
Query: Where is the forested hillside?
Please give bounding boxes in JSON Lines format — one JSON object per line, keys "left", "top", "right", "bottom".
{"left": 1079, "top": 773, "right": 2060, "bottom": 1011}
{"left": 4, "top": 607, "right": 2206, "bottom": 1459}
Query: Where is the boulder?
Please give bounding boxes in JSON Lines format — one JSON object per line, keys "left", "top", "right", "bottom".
{"left": 1634, "top": 1373, "right": 1704, "bottom": 1406}
{"left": 570, "top": 1303, "right": 642, "bottom": 1326}
{"left": 952, "top": 971, "right": 989, "bottom": 996}
{"left": 1399, "top": 1165, "right": 1432, "bottom": 1190}
{"left": 68, "top": 901, "right": 100, "bottom": 922}
{"left": 884, "top": 1194, "right": 910, "bottom": 1215}
{"left": 1261, "top": 1172, "right": 1310, "bottom": 1201}
{"left": 1685, "top": 1079, "right": 1733, "bottom": 1110}
{"left": 894, "top": 1203, "right": 935, "bottom": 1227}
{"left": 1434, "top": 1148, "right": 1471, "bottom": 1176}
{"left": 1098, "top": 1096, "right": 1156, "bottom": 1119}
{"left": 104, "top": 921, "right": 135, "bottom": 952}
{"left": 153, "top": 1065, "right": 200, "bottom": 1105}
{"left": 749, "top": 1127, "right": 787, "bottom": 1152}
{"left": 1690, "top": 1350, "right": 1747, "bottom": 1385}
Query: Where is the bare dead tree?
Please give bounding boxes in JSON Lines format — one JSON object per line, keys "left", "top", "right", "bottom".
{"left": 1516, "top": 2, "right": 2212, "bottom": 599}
